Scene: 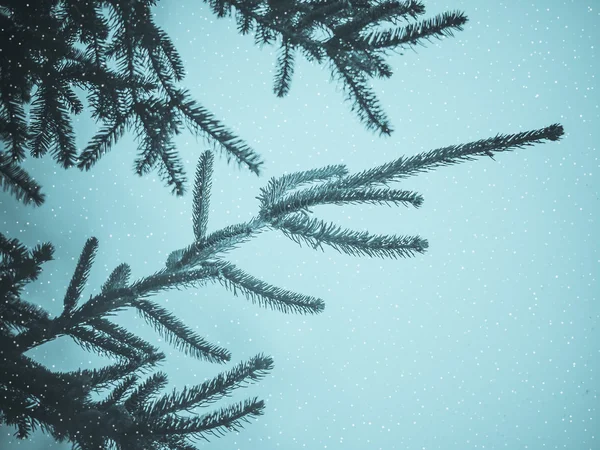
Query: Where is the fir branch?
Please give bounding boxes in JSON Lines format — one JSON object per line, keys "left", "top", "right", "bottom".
{"left": 67, "top": 287, "right": 137, "bottom": 337}
{"left": 33, "top": 82, "right": 79, "bottom": 168}
{"left": 258, "top": 164, "right": 349, "bottom": 206}
{"left": 9, "top": 285, "right": 135, "bottom": 353}
{"left": 70, "top": 324, "right": 142, "bottom": 361}
{"left": 230, "top": 0, "right": 325, "bottom": 61}
{"left": 132, "top": 97, "right": 186, "bottom": 196}
{"left": 166, "top": 249, "right": 186, "bottom": 270}
{"left": 263, "top": 185, "right": 424, "bottom": 219}
{"left": 0, "top": 387, "right": 37, "bottom": 440}
{"left": 336, "top": 124, "right": 565, "bottom": 189}
{"left": 29, "top": 89, "right": 54, "bottom": 160}
{"left": 0, "top": 297, "right": 51, "bottom": 333}
{"left": 124, "top": 372, "right": 169, "bottom": 414}
{"left": 132, "top": 266, "right": 219, "bottom": 294}
{"left": 1, "top": 353, "right": 88, "bottom": 405}
{"left": 192, "top": 151, "right": 214, "bottom": 240}
{"left": 147, "top": 19, "right": 186, "bottom": 82}
{"left": 345, "top": 51, "right": 393, "bottom": 79}
{"left": 0, "top": 86, "right": 29, "bottom": 162}
{"left": 88, "top": 318, "right": 158, "bottom": 357}
{"left": 176, "top": 219, "right": 264, "bottom": 269}
{"left": 73, "top": 351, "right": 166, "bottom": 392}
{"left": 274, "top": 40, "right": 296, "bottom": 97}
{"left": 77, "top": 114, "right": 131, "bottom": 171}
{"left": 333, "top": 0, "right": 426, "bottom": 39}
{"left": 101, "top": 263, "right": 132, "bottom": 294}
{"left": 360, "top": 10, "right": 468, "bottom": 50}
{"left": 277, "top": 213, "right": 429, "bottom": 258}
{"left": 0, "top": 240, "right": 54, "bottom": 305}
{"left": 132, "top": 298, "right": 232, "bottom": 364}
{"left": 0, "top": 232, "right": 29, "bottom": 262}
{"left": 145, "top": 397, "right": 265, "bottom": 442}
{"left": 157, "top": 143, "right": 187, "bottom": 196}
{"left": 173, "top": 89, "right": 264, "bottom": 175}
{"left": 148, "top": 354, "right": 273, "bottom": 417}
{"left": 235, "top": 8, "right": 255, "bottom": 35}
{"left": 333, "top": 60, "right": 392, "bottom": 135}
{"left": 214, "top": 262, "right": 325, "bottom": 314}
{"left": 57, "top": 80, "right": 84, "bottom": 115}
{"left": 63, "top": 237, "right": 99, "bottom": 316}
{"left": 294, "top": 0, "right": 348, "bottom": 31}
{"left": 0, "top": 152, "right": 45, "bottom": 207}
{"left": 96, "top": 375, "right": 139, "bottom": 409}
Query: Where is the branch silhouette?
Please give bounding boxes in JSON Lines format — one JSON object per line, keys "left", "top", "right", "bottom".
{"left": 1, "top": 123, "right": 563, "bottom": 448}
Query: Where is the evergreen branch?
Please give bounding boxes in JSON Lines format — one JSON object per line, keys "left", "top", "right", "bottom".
{"left": 29, "top": 243, "right": 55, "bottom": 270}
{"left": 0, "top": 387, "right": 37, "bottom": 439}
{"left": 0, "top": 88, "right": 29, "bottom": 161}
{"left": 57, "top": 81, "right": 84, "bottom": 115}
{"left": 345, "top": 51, "right": 393, "bottom": 78}
{"left": 72, "top": 351, "right": 166, "bottom": 392}
{"left": 157, "top": 143, "right": 187, "bottom": 196}
{"left": 132, "top": 298, "right": 232, "bottom": 364}
{"left": 360, "top": 10, "right": 468, "bottom": 50}
{"left": 229, "top": 0, "right": 325, "bottom": 61}
{"left": 235, "top": 8, "right": 255, "bottom": 35}
{"left": 29, "top": 89, "right": 54, "bottom": 159}
{"left": 258, "top": 164, "right": 349, "bottom": 206}
{"left": 68, "top": 287, "right": 137, "bottom": 335}
{"left": 294, "top": 0, "right": 348, "bottom": 31}
{"left": 154, "top": 23, "right": 186, "bottom": 82}
{"left": 143, "top": 30, "right": 180, "bottom": 96}
{"left": 41, "top": 84, "right": 78, "bottom": 168}
{"left": 132, "top": 98, "right": 186, "bottom": 196}
{"left": 264, "top": 186, "right": 424, "bottom": 219}
{"left": 9, "top": 287, "right": 134, "bottom": 352}
{"left": 166, "top": 249, "right": 186, "bottom": 270}
{"left": 124, "top": 372, "right": 169, "bottom": 414}
{"left": 274, "top": 40, "right": 296, "bottom": 97}
{"left": 0, "top": 152, "right": 45, "bottom": 206}
{"left": 0, "top": 297, "right": 51, "bottom": 333}
{"left": 336, "top": 124, "right": 565, "bottom": 189}
{"left": 207, "top": 0, "right": 233, "bottom": 18}
{"left": 70, "top": 324, "right": 142, "bottom": 361}
{"left": 147, "top": 397, "right": 265, "bottom": 441}
{"left": 77, "top": 114, "right": 130, "bottom": 171}
{"left": 101, "top": 263, "right": 132, "bottom": 293}
{"left": 148, "top": 354, "right": 273, "bottom": 417}
{"left": 63, "top": 237, "right": 99, "bottom": 315}
{"left": 174, "top": 89, "right": 264, "bottom": 175}
{"left": 88, "top": 318, "right": 158, "bottom": 357}
{"left": 333, "top": 0, "right": 426, "bottom": 39}
{"left": 277, "top": 213, "right": 429, "bottom": 258}
{"left": 96, "top": 375, "right": 139, "bottom": 410}
{"left": 0, "top": 232, "right": 29, "bottom": 262}
{"left": 192, "top": 151, "right": 214, "bottom": 240}
{"left": 1, "top": 353, "right": 88, "bottom": 405}
{"left": 176, "top": 219, "right": 264, "bottom": 269}
{"left": 0, "top": 239, "right": 53, "bottom": 301}
{"left": 214, "top": 262, "right": 325, "bottom": 314}
{"left": 63, "top": 0, "right": 109, "bottom": 44}
{"left": 334, "top": 60, "right": 392, "bottom": 135}
{"left": 132, "top": 266, "right": 219, "bottom": 294}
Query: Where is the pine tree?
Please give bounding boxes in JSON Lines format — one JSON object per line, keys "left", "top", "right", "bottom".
{"left": 1, "top": 124, "right": 563, "bottom": 449}
{"left": 0, "top": 0, "right": 467, "bottom": 205}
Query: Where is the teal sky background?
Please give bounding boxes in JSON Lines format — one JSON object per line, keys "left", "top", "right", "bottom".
{"left": 1, "top": 0, "right": 598, "bottom": 449}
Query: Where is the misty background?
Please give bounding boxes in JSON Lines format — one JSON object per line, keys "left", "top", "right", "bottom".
{"left": 1, "top": 0, "right": 598, "bottom": 449}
